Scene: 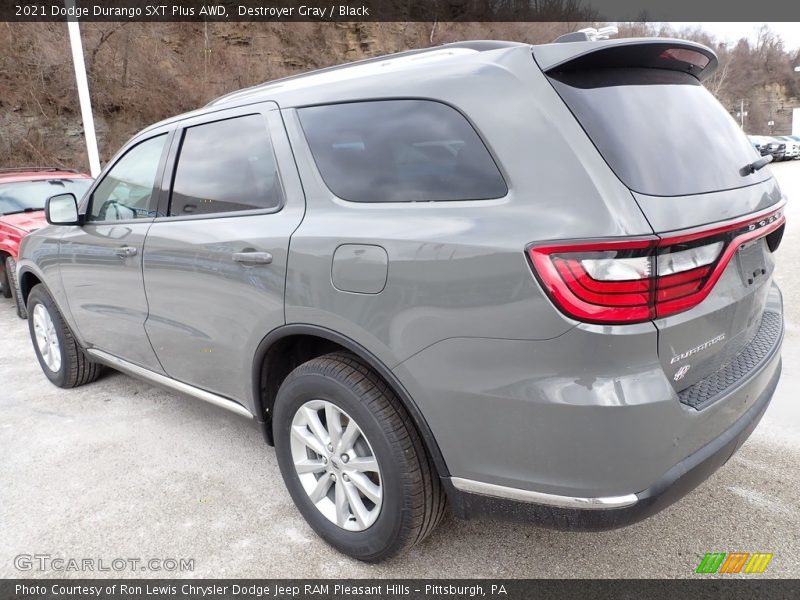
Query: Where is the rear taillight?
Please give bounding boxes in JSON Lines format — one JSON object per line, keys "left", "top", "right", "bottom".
{"left": 528, "top": 205, "right": 785, "bottom": 324}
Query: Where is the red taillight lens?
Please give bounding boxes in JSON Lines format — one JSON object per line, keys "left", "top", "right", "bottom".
{"left": 527, "top": 205, "right": 785, "bottom": 324}
{"left": 658, "top": 48, "right": 711, "bottom": 69}
{"left": 528, "top": 239, "right": 657, "bottom": 323}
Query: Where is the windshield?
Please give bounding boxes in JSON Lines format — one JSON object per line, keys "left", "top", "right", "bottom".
{"left": 548, "top": 68, "right": 770, "bottom": 196}
{"left": 0, "top": 178, "right": 92, "bottom": 215}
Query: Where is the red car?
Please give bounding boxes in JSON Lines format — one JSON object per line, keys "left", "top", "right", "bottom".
{"left": 0, "top": 167, "right": 93, "bottom": 318}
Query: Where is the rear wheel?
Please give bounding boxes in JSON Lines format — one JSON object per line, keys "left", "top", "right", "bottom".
{"left": 273, "top": 352, "right": 445, "bottom": 562}
{"left": 27, "top": 284, "right": 102, "bottom": 388}
{"left": 5, "top": 256, "right": 25, "bottom": 317}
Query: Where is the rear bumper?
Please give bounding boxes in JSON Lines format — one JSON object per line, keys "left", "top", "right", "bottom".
{"left": 446, "top": 359, "right": 780, "bottom": 529}
{"left": 396, "top": 280, "right": 783, "bottom": 527}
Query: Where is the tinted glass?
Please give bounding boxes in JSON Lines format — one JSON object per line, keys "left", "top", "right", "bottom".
{"left": 170, "top": 114, "right": 283, "bottom": 216}
{"left": 298, "top": 100, "right": 507, "bottom": 202}
{"left": 0, "top": 179, "right": 91, "bottom": 215}
{"left": 549, "top": 69, "right": 770, "bottom": 196}
{"left": 89, "top": 134, "right": 167, "bottom": 222}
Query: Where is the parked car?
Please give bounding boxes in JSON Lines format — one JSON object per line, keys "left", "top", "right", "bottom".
{"left": 767, "top": 137, "right": 787, "bottom": 161}
{"left": 750, "top": 136, "right": 785, "bottom": 161}
{"left": 776, "top": 136, "right": 800, "bottom": 160}
{"left": 18, "top": 38, "right": 785, "bottom": 562}
{"left": 0, "top": 168, "right": 92, "bottom": 318}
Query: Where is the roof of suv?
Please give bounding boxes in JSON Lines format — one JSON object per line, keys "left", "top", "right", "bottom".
{"left": 136, "top": 37, "right": 717, "bottom": 138}
{"left": 207, "top": 40, "right": 527, "bottom": 108}
{"left": 206, "top": 37, "right": 716, "bottom": 108}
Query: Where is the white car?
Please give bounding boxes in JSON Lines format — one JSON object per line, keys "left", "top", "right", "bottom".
{"left": 777, "top": 136, "right": 800, "bottom": 159}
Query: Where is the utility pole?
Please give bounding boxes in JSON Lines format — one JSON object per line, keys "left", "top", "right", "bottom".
{"left": 795, "top": 67, "right": 799, "bottom": 135}
{"left": 65, "top": 0, "right": 101, "bottom": 177}
{"left": 736, "top": 99, "right": 748, "bottom": 131}
{"left": 767, "top": 95, "right": 775, "bottom": 136}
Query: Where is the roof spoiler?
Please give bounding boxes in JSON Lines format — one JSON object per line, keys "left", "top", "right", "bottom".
{"left": 533, "top": 38, "right": 718, "bottom": 82}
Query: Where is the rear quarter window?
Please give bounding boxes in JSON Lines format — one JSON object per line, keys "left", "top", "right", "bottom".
{"left": 298, "top": 100, "right": 507, "bottom": 203}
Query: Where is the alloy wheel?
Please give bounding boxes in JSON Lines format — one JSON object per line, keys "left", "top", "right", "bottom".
{"left": 32, "top": 303, "right": 61, "bottom": 372}
{"left": 290, "top": 399, "right": 382, "bottom": 531}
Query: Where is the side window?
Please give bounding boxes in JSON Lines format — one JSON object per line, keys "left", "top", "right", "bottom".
{"left": 88, "top": 134, "right": 167, "bottom": 222}
{"left": 298, "top": 100, "right": 508, "bottom": 203}
{"left": 169, "top": 114, "right": 283, "bottom": 217}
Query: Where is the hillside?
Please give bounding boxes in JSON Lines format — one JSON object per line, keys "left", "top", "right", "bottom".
{"left": 1, "top": 22, "right": 798, "bottom": 170}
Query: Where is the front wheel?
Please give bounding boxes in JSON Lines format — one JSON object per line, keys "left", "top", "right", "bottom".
{"left": 27, "top": 284, "right": 102, "bottom": 388}
{"left": 273, "top": 352, "right": 445, "bottom": 562}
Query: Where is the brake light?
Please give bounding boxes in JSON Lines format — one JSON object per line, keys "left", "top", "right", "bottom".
{"left": 527, "top": 205, "right": 785, "bottom": 324}
{"left": 658, "top": 48, "right": 711, "bottom": 69}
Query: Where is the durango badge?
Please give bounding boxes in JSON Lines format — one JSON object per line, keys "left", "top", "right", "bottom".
{"left": 671, "top": 334, "right": 726, "bottom": 364}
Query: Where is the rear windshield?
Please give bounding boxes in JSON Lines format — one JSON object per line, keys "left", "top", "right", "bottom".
{"left": 548, "top": 68, "right": 770, "bottom": 197}
{"left": 298, "top": 100, "right": 507, "bottom": 203}
{"left": 0, "top": 178, "right": 92, "bottom": 215}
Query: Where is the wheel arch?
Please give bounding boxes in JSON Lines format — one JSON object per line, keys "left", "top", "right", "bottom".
{"left": 17, "top": 265, "right": 44, "bottom": 306}
{"left": 252, "top": 324, "right": 451, "bottom": 478}
{"left": 0, "top": 243, "right": 16, "bottom": 261}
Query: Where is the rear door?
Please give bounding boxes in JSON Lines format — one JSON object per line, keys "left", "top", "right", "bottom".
{"left": 142, "top": 103, "right": 305, "bottom": 409}
{"left": 539, "top": 41, "right": 785, "bottom": 403}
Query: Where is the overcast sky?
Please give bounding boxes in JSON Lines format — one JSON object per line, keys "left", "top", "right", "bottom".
{"left": 662, "top": 22, "right": 800, "bottom": 52}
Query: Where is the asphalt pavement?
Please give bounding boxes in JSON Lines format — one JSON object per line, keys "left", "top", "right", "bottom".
{"left": 1, "top": 162, "right": 799, "bottom": 578}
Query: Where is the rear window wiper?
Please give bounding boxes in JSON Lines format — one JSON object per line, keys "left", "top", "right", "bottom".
{"left": 1, "top": 207, "right": 44, "bottom": 216}
{"left": 740, "top": 155, "right": 773, "bottom": 176}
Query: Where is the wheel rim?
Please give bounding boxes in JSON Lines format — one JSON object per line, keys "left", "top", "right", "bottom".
{"left": 290, "top": 399, "right": 382, "bottom": 531}
{"left": 32, "top": 304, "right": 61, "bottom": 372}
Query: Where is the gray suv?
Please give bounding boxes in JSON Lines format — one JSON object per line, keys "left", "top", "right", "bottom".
{"left": 17, "top": 38, "right": 785, "bottom": 562}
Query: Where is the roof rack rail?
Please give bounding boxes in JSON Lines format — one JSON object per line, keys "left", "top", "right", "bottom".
{"left": 0, "top": 166, "right": 78, "bottom": 174}
{"left": 554, "top": 26, "right": 619, "bottom": 43}
{"left": 208, "top": 41, "right": 525, "bottom": 107}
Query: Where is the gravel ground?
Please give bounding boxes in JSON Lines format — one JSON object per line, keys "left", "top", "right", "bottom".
{"left": 1, "top": 162, "right": 799, "bottom": 579}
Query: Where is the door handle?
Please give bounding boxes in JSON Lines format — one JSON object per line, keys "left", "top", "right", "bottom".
{"left": 232, "top": 251, "right": 273, "bottom": 265}
{"left": 114, "top": 246, "right": 138, "bottom": 258}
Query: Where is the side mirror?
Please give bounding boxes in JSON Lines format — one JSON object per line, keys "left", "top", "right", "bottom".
{"left": 45, "top": 193, "right": 80, "bottom": 226}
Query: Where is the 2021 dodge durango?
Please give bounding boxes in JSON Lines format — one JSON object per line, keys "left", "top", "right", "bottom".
{"left": 17, "top": 38, "right": 785, "bottom": 562}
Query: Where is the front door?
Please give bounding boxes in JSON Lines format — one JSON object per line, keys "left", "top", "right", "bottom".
{"left": 142, "top": 105, "right": 305, "bottom": 410}
{"left": 59, "top": 132, "right": 171, "bottom": 371}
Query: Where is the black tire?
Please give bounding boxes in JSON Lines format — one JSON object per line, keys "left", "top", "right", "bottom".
{"left": 273, "top": 352, "right": 445, "bottom": 562}
{"left": 27, "top": 284, "right": 102, "bottom": 388}
{"left": 6, "top": 256, "right": 27, "bottom": 318}
{"left": 0, "top": 256, "right": 11, "bottom": 299}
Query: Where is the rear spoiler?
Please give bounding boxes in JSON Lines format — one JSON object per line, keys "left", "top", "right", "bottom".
{"left": 532, "top": 37, "right": 718, "bottom": 82}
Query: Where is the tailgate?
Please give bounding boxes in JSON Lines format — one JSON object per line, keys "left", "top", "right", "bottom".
{"left": 652, "top": 203, "right": 785, "bottom": 402}
{"left": 537, "top": 38, "right": 786, "bottom": 407}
